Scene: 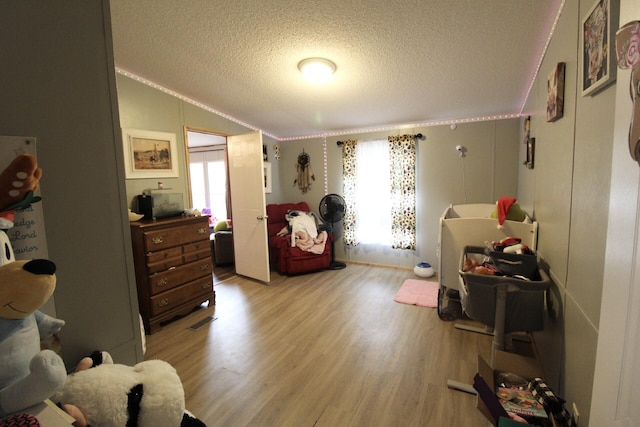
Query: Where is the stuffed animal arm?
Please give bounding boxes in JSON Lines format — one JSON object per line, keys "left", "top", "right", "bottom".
{"left": 34, "top": 310, "right": 65, "bottom": 340}
{"left": 0, "top": 349, "right": 66, "bottom": 416}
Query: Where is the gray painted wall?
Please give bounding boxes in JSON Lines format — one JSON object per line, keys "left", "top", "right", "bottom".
{"left": 275, "top": 120, "right": 520, "bottom": 269}
{"left": 0, "top": 2, "right": 143, "bottom": 365}
{"left": 591, "top": 1, "right": 640, "bottom": 423}
{"left": 519, "top": 1, "right": 617, "bottom": 424}
{"left": 116, "top": 74, "right": 280, "bottom": 210}
{"left": 117, "top": 75, "right": 521, "bottom": 272}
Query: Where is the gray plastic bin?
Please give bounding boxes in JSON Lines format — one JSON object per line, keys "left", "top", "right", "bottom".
{"left": 459, "top": 246, "right": 550, "bottom": 351}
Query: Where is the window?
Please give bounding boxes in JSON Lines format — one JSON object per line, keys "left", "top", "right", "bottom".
{"left": 354, "top": 139, "right": 392, "bottom": 245}
{"left": 342, "top": 135, "right": 416, "bottom": 250}
{"left": 189, "top": 148, "right": 227, "bottom": 223}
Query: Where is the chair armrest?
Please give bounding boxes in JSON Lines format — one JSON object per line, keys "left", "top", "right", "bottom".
{"left": 269, "top": 234, "right": 292, "bottom": 249}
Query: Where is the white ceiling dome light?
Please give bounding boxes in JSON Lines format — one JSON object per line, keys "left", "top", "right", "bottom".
{"left": 298, "top": 57, "right": 336, "bottom": 84}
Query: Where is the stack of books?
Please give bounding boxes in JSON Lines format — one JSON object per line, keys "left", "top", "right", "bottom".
{"left": 496, "top": 387, "right": 548, "bottom": 422}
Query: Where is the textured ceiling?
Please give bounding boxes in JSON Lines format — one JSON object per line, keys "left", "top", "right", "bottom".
{"left": 109, "top": 0, "right": 563, "bottom": 140}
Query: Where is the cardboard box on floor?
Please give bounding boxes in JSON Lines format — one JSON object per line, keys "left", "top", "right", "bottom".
{"left": 476, "top": 350, "right": 557, "bottom": 427}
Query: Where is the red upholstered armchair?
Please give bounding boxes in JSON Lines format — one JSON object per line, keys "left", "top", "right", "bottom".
{"left": 266, "top": 202, "right": 332, "bottom": 275}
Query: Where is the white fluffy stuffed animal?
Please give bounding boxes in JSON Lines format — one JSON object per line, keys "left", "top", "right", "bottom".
{"left": 53, "top": 351, "right": 206, "bottom": 427}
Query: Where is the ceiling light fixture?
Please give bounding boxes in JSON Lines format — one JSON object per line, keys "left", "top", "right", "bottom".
{"left": 298, "top": 57, "right": 336, "bottom": 84}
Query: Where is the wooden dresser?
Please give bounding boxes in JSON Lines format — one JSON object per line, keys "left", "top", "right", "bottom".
{"left": 130, "top": 216, "right": 215, "bottom": 334}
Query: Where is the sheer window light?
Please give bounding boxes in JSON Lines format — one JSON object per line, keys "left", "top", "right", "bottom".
{"left": 189, "top": 149, "right": 227, "bottom": 223}
{"left": 354, "top": 139, "right": 392, "bottom": 245}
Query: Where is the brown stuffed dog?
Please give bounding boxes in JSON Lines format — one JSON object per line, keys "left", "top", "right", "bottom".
{"left": 0, "top": 153, "right": 66, "bottom": 419}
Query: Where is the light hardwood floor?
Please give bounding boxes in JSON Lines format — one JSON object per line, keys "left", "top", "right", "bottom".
{"left": 145, "top": 264, "right": 493, "bottom": 427}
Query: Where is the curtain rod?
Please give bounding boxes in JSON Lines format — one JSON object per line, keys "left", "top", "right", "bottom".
{"left": 336, "top": 133, "right": 424, "bottom": 146}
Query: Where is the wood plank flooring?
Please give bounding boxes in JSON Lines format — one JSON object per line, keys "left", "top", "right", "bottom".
{"left": 145, "top": 264, "right": 493, "bottom": 427}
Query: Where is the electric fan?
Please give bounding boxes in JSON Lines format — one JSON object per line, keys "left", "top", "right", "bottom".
{"left": 319, "top": 193, "right": 347, "bottom": 270}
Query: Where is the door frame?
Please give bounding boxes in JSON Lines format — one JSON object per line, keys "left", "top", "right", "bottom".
{"left": 183, "top": 126, "right": 230, "bottom": 213}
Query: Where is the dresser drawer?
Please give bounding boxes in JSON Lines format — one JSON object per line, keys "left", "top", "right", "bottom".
{"left": 183, "top": 247, "right": 211, "bottom": 264}
{"left": 183, "top": 240, "right": 210, "bottom": 255}
{"left": 143, "top": 222, "right": 209, "bottom": 252}
{"left": 146, "top": 244, "right": 210, "bottom": 274}
{"left": 149, "top": 276, "right": 213, "bottom": 316}
{"left": 147, "top": 254, "right": 183, "bottom": 274}
{"left": 147, "top": 246, "right": 183, "bottom": 266}
{"left": 148, "top": 258, "right": 212, "bottom": 295}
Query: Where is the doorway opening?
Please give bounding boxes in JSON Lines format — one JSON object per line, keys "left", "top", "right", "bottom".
{"left": 185, "top": 128, "right": 230, "bottom": 228}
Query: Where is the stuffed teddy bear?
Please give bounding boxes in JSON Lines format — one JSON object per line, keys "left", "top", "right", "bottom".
{"left": 0, "top": 154, "right": 67, "bottom": 418}
{"left": 53, "top": 351, "right": 206, "bottom": 427}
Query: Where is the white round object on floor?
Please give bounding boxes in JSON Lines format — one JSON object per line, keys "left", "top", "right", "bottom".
{"left": 414, "top": 261, "right": 434, "bottom": 278}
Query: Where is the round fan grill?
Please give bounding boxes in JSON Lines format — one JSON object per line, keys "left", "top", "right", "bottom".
{"left": 319, "top": 194, "right": 347, "bottom": 270}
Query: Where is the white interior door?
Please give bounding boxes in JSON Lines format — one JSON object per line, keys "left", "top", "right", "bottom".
{"left": 227, "top": 131, "right": 270, "bottom": 283}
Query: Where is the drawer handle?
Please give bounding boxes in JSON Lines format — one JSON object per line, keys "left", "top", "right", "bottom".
{"left": 151, "top": 236, "right": 164, "bottom": 245}
{"left": 201, "top": 282, "right": 210, "bottom": 289}
{"left": 156, "top": 278, "right": 169, "bottom": 287}
{"left": 158, "top": 298, "right": 169, "bottom": 308}
{"left": 200, "top": 264, "right": 210, "bottom": 271}
{"left": 197, "top": 227, "right": 207, "bottom": 235}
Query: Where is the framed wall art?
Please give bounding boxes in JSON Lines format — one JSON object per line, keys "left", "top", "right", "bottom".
{"left": 122, "top": 129, "right": 179, "bottom": 179}
{"left": 581, "top": 0, "right": 619, "bottom": 96}
{"left": 263, "top": 161, "right": 272, "bottom": 193}
{"left": 525, "top": 138, "right": 535, "bottom": 170}
{"left": 547, "top": 62, "right": 565, "bottom": 122}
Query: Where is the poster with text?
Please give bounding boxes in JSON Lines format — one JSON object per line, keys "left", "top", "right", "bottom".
{"left": 0, "top": 136, "right": 49, "bottom": 260}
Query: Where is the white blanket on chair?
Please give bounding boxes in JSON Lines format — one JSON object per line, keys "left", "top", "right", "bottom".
{"left": 288, "top": 213, "right": 318, "bottom": 240}
{"left": 277, "top": 211, "right": 323, "bottom": 251}
{"left": 294, "top": 230, "right": 328, "bottom": 254}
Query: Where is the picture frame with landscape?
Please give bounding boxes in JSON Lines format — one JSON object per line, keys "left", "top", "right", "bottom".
{"left": 122, "top": 129, "right": 179, "bottom": 179}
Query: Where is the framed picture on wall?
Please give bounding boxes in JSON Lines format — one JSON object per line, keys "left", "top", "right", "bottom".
{"left": 264, "top": 161, "right": 272, "bottom": 193}
{"left": 547, "top": 62, "right": 565, "bottom": 122}
{"left": 525, "top": 138, "right": 535, "bottom": 169}
{"left": 122, "top": 129, "right": 179, "bottom": 179}
{"left": 581, "top": 0, "right": 619, "bottom": 96}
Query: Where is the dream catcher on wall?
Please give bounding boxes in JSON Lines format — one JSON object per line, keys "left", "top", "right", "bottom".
{"left": 293, "top": 150, "right": 315, "bottom": 193}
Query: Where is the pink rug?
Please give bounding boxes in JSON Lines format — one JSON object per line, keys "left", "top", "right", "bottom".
{"left": 394, "top": 279, "right": 439, "bottom": 308}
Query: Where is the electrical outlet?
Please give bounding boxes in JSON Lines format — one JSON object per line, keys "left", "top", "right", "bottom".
{"left": 572, "top": 402, "right": 580, "bottom": 426}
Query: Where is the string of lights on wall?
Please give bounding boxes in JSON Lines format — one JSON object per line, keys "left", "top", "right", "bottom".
{"left": 117, "top": 40, "right": 560, "bottom": 144}
{"left": 115, "top": 68, "right": 280, "bottom": 141}
{"left": 519, "top": 0, "right": 566, "bottom": 115}
{"left": 279, "top": 114, "right": 522, "bottom": 142}
{"left": 323, "top": 136, "right": 328, "bottom": 195}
